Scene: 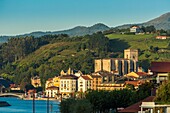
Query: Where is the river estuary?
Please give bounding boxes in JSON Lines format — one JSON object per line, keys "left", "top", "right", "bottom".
{"left": 0, "top": 97, "right": 60, "bottom": 113}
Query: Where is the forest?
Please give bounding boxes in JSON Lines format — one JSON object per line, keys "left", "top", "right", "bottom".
{"left": 0, "top": 32, "right": 110, "bottom": 88}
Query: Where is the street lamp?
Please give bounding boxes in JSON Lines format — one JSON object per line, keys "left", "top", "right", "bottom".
{"left": 47, "top": 92, "right": 49, "bottom": 113}
{"left": 32, "top": 89, "right": 36, "bottom": 113}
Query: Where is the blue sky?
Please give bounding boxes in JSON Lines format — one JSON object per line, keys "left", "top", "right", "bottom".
{"left": 0, "top": 0, "right": 170, "bottom": 36}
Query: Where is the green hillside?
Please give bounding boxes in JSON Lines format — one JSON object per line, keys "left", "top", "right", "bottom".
{"left": 0, "top": 33, "right": 170, "bottom": 88}
{"left": 0, "top": 33, "right": 109, "bottom": 88}
{"left": 106, "top": 34, "right": 170, "bottom": 61}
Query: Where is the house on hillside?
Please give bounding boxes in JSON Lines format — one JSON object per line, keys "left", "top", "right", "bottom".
{"left": 130, "top": 26, "right": 141, "bottom": 33}
{"left": 150, "top": 62, "right": 170, "bottom": 84}
{"left": 156, "top": 35, "right": 169, "bottom": 40}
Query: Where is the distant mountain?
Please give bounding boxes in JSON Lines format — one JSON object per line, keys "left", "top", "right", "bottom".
{"left": 0, "top": 23, "right": 110, "bottom": 43}
{"left": 116, "top": 12, "right": 170, "bottom": 30}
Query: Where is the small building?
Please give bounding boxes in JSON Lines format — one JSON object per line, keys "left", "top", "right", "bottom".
{"left": 46, "top": 86, "right": 59, "bottom": 98}
{"left": 156, "top": 36, "right": 169, "bottom": 40}
{"left": 130, "top": 26, "right": 141, "bottom": 33}
{"left": 31, "top": 76, "right": 41, "bottom": 88}
{"left": 78, "top": 75, "right": 92, "bottom": 92}
{"left": 45, "top": 76, "right": 60, "bottom": 98}
{"left": 150, "top": 62, "right": 170, "bottom": 84}
{"left": 10, "top": 84, "right": 21, "bottom": 91}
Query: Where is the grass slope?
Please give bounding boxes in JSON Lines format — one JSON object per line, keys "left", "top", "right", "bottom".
{"left": 106, "top": 34, "right": 170, "bottom": 61}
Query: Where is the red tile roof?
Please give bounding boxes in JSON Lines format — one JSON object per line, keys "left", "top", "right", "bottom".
{"left": 59, "top": 74, "right": 78, "bottom": 79}
{"left": 125, "top": 80, "right": 144, "bottom": 87}
{"left": 81, "top": 76, "right": 92, "bottom": 80}
{"left": 118, "top": 96, "right": 155, "bottom": 113}
{"left": 150, "top": 62, "right": 170, "bottom": 73}
{"left": 136, "top": 72, "right": 148, "bottom": 76}
{"left": 47, "top": 78, "right": 53, "bottom": 81}
{"left": 46, "top": 86, "right": 59, "bottom": 90}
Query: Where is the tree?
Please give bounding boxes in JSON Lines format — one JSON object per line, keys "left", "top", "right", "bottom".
{"left": 126, "top": 84, "right": 135, "bottom": 90}
{"left": 137, "top": 82, "right": 154, "bottom": 100}
{"left": 71, "top": 99, "right": 93, "bottom": 113}
{"left": 60, "top": 98, "right": 93, "bottom": 113}
{"left": 139, "top": 59, "right": 150, "bottom": 72}
{"left": 25, "top": 84, "right": 35, "bottom": 92}
{"left": 155, "top": 73, "right": 170, "bottom": 103}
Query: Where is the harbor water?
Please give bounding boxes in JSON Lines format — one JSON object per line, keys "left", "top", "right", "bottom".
{"left": 0, "top": 97, "right": 60, "bottom": 113}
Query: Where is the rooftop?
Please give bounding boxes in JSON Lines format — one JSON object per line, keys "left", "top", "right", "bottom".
{"left": 150, "top": 62, "right": 170, "bottom": 72}
{"left": 80, "top": 76, "right": 92, "bottom": 80}
{"left": 118, "top": 96, "right": 155, "bottom": 113}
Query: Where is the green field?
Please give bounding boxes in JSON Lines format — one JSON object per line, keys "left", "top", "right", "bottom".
{"left": 106, "top": 33, "right": 170, "bottom": 61}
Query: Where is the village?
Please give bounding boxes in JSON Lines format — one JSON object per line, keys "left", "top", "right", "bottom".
{"left": 0, "top": 24, "right": 170, "bottom": 112}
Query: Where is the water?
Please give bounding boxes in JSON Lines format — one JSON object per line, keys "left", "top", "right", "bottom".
{"left": 0, "top": 97, "right": 60, "bottom": 113}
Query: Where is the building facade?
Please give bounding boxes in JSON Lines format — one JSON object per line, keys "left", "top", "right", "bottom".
{"left": 95, "top": 58, "right": 138, "bottom": 76}
{"left": 59, "top": 75, "right": 78, "bottom": 97}
{"left": 95, "top": 49, "right": 138, "bottom": 76}
{"left": 78, "top": 75, "right": 92, "bottom": 92}
{"left": 130, "top": 26, "right": 141, "bottom": 33}
{"left": 150, "top": 62, "right": 170, "bottom": 84}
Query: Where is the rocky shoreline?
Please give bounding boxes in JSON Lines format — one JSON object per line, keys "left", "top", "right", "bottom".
{"left": 0, "top": 101, "right": 11, "bottom": 107}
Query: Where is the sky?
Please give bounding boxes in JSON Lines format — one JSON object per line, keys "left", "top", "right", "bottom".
{"left": 0, "top": 0, "right": 170, "bottom": 36}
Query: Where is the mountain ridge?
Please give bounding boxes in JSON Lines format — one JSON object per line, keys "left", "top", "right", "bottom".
{"left": 1, "top": 12, "right": 170, "bottom": 43}
{"left": 0, "top": 23, "right": 110, "bottom": 43}
{"left": 116, "top": 12, "right": 170, "bottom": 30}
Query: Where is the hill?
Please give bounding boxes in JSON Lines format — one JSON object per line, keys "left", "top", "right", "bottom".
{"left": 0, "top": 23, "right": 110, "bottom": 43}
{"left": 0, "top": 33, "right": 170, "bottom": 87}
{"left": 116, "top": 12, "right": 170, "bottom": 30}
{"left": 106, "top": 33, "right": 170, "bottom": 61}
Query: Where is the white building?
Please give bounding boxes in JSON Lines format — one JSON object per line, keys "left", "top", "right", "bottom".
{"left": 46, "top": 86, "right": 59, "bottom": 98}
{"left": 59, "top": 75, "right": 78, "bottom": 97}
{"left": 141, "top": 102, "right": 170, "bottom": 113}
{"left": 78, "top": 75, "right": 92, "bottom": 92}
{"left": 130, "top": 26, "right": 141, "bottom": 33}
